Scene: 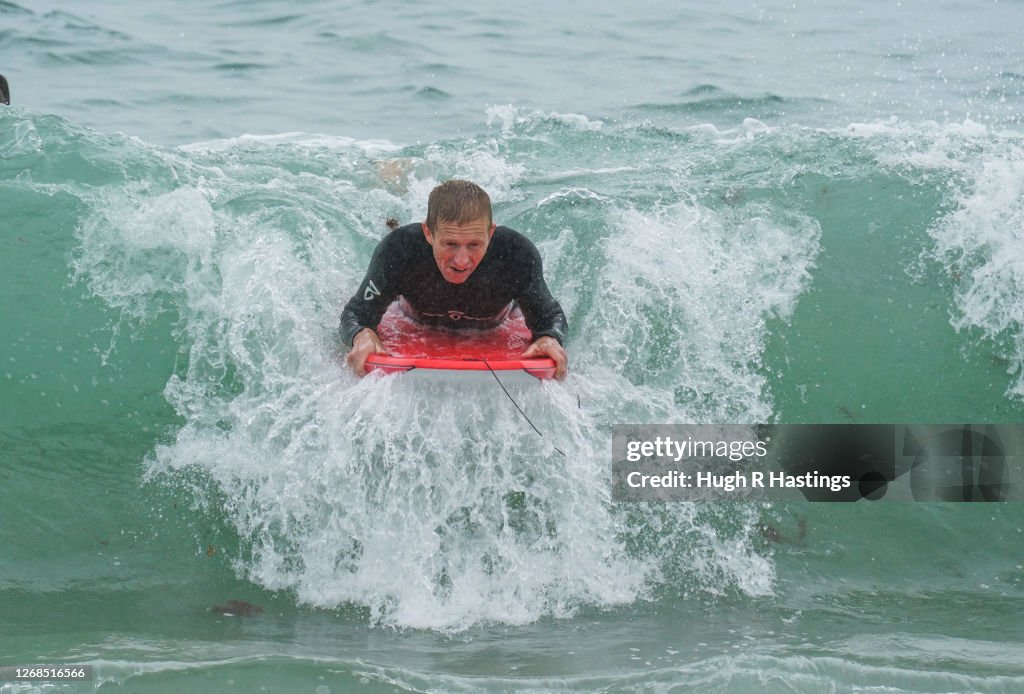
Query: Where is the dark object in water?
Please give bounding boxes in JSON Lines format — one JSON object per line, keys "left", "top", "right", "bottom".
{"left": 211, "top": 600, "right": 264, "bottom": 617}
{"left": 386, "top": 218, "right": 400, "bottom": 230}
{"left": 0, "top": 74, "right": 9, "bottom": 105}
{"left": 760, "top": 517, "right": 807, "bottom": 545}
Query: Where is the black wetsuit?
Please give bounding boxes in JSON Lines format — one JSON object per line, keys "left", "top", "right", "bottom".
{"left": 339, "top": 224, "right": 567, "bottom": 347}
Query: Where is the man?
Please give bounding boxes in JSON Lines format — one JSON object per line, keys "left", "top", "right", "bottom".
{"left": 341, "top": 180, "right": 568, "bottom": 379}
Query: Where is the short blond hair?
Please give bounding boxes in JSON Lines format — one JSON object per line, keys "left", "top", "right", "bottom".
{"left": 425, "top": 180, "right": 492, "bottom": 230}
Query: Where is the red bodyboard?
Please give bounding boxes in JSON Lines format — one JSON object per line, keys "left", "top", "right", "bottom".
{"left": 364, "top": 303, "right": 556, "bottom": 380}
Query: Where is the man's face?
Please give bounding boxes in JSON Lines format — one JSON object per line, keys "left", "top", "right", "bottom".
{"left": 422, "top": 217, "right": 495, "bottom": 284}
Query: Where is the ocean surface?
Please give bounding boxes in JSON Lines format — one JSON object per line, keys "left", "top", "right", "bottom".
{"left": 4, "top": 0, "right": 1024, "bottom": 691}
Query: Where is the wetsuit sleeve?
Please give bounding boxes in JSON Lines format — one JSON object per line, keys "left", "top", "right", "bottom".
{"left": 339, "top": 234, "right": 401, "bottom": 348}
{"left": 517, "top": 240, "right": 568, "bottom": 345}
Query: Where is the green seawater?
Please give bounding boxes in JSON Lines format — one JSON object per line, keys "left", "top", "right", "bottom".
{"left": 4, "top": 0, "right": 1024, "bottom": 691}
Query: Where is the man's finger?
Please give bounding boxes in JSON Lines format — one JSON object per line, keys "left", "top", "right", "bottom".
{"left": 522, "top": 338, "right": 568, "bottom": 381}
{"left": 346, "top": 349, "right": 368, "bottom": 377}
{"left": 551, "top": 348, "right": 568, "bottom": 381}
{"left": 345, "top": 329, "right": 388, "bottom": 378}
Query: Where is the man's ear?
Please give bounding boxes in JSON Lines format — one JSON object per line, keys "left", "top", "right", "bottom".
{"left": 422, "top": 222, "right": 433, "bottom": 244}
{"left": 488, "top": 223, "right": 496, "bottom": 238}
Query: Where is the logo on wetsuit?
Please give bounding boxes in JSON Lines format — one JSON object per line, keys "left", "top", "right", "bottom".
{"left": 420, "top": 309, "right": 494, "bottom": 322}
{"left": 399, "top": 298, "right": 516, "bottom": 328}
{"left": 361, "top": 284, "right": 501, "bottom": 321}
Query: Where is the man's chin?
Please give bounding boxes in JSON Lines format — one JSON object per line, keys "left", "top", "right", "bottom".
{"left": 444, "top": 270, "right": 472, "bottom": 283}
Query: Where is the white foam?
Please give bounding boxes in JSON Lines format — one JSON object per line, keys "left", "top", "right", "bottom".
{"left": 74, "top": 132, "right": 784, "bottom": 630}
{"left": 837, "top": 119, "right": 1024, "bottom": 397}
{"left": 0, "top": 114, "right": 44, "bottom": 158}
{"left": 485, "top": 104, "right": 604, "bottom": 133}
{"left": 398, "top": 145, "right": 527, "bottom": 220}
{"left": 670, "top": 118, "right": 777, "bottom": 144}
{"left": 931, "top": 153, "right": 1024, "bottom": 395}
{"left": 150, "top": 369, "right": 653, "bottom": 631}
{"left": 116, "top": 188, "right": 216, "bottom": 255}
{"left": 535, "top": 187, "right": 608, "bottom": 207}
{"left": 576, "top": 198, "right": 820, "bottom": 423}
{"left": 179, "top": 132, "right": 402, "bottom": 155}
{"left": 72, "top": 185, "right": 219, "bottom": 323}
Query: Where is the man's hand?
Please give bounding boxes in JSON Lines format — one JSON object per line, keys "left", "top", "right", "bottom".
{"left": 521, "top": 336, "right": 568, "bottom": 381}
{"left": 347, "top": 328, "right": 386, "bottom": 377}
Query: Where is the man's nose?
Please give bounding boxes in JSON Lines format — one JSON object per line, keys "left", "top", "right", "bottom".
{"left": 454, "top": 247, "right": 470, "bottom": 265}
